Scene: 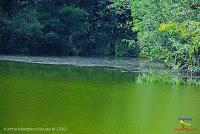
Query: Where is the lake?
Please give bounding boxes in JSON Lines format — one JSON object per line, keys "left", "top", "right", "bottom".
{"left": 0, "top": 56, "right": 199, "bottom": 134}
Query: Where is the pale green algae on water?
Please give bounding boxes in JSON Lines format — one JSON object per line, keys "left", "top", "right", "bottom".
{"left": 0, "top": 60, "right": 200, "bottom": 134}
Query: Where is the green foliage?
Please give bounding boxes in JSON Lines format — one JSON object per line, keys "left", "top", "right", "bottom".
{"left": 131, "top": 0, "right": 200, "bottom": 74}
{"left": 115, "top": 39, "right": 139, "bottom": 57}
{"left": 0, "top": 7, "right": 11, "bottom": 54}
{"left": 137, "top": 73, "right": 200, "bottom": 86}
{"left": 1, "top": 0, "right": 199, "bottom": 77}
{"left": 0, "top": 0, "right": 137, "bottom": 56}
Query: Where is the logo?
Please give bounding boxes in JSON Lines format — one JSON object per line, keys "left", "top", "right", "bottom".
{"left": 174, "top": 117, "right": 197, "bottom": 132}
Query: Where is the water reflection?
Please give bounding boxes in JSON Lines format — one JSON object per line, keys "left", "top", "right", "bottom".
{"left": 0, "top": 61, "right": 199, "bottom": 134}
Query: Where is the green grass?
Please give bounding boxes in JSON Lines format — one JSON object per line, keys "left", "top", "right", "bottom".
{"left": 137, "top": 72, "right": 200, "bottom": 86}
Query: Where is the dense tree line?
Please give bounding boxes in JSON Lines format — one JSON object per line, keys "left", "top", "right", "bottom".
{"left": 131, "top": 0, "right": 200, "bottom": 74}
{"left": 0, "top": 0, "right": 137, "bottom": 56}
{"left": 0, "top": 0, "right": 199, "bottom": 74}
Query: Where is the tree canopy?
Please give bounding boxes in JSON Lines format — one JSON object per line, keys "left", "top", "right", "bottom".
{"left": 131, "top": 0, "right": 199, "bottom": 74}
{"left": 0, "top": 0, "right": 199, "bottom": 74}
{"left": 0, "top": 0, "right": 136, "bottom": 56}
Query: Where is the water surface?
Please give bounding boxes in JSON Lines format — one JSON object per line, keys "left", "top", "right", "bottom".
{"left": 0, "top": 60, "right": 199, "bottom": 134}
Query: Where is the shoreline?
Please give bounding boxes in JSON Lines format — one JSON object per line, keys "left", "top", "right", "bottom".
{"left": 0, "top": 55, "right": 163, "bottom": 73}
{"left": 0, "top": 55, "right": 199, "bottom": 83}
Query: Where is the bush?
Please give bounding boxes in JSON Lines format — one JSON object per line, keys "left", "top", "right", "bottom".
{"left": 131, "top": 0, "right": 200, "bottom": 74}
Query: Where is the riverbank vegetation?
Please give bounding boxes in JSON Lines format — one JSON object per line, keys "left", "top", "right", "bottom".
{"left": 137, "top": 72, "right": 200, "bottom": 86}
{"left": 0, "top": 0, "right": 199, "bottom": 76}
{"left": 131, "top": 0, "right": 200, "bottom": 76}
{"left": 0, "top": 0, "right": 137, "bottom": 57}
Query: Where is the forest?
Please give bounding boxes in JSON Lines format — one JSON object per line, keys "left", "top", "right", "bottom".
{"left": 0, "top": 0, "right": 199, "bottom": 74}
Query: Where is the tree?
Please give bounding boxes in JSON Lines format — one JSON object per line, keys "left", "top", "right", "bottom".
{"left": 131, "top": 0, "right": 200, "bottom": 74}
{"left": 0, "top": 0, "right": 136, "bottom": 56}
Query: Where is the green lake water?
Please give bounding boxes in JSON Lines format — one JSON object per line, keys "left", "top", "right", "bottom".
{"left": 0, "top": 61, "right": 199, "bottom": 134}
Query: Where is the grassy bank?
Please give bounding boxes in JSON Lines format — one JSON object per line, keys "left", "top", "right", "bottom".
{"left": 137, "top": 72, "right": 200, "bottom": 86}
